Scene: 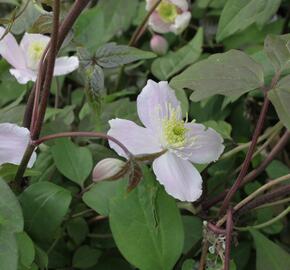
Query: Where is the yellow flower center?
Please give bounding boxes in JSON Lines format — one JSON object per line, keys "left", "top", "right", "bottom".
{"left": 157, "top": 1, "right": 178, "bottom": 23}
{"left": 27, "top": 41, "right": 47, "bottom": 69}
{"left": 162, "top": 108, "right": 187, "bottom": 148}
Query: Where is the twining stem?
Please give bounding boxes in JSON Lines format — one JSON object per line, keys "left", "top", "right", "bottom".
{"left": 216, "top": 174, "right": 290, "bottom": 227}
{"left": 224, "top": 209, "right": 233, "bottom": 270}
{"left": 255, "top": 197, "right": 290, "bottom": 210}
{"left": 235, "top": 206, "right": 290, "bottom": 231}
{"left": 198, "top": 239, "right": 209, "bottom": 270}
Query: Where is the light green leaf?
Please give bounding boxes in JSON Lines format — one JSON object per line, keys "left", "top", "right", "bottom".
{"left": 19, "top": 182, "right": 72, "bottom": 242}
{"left": 264, "top": 34, "right": 290, "bottom": 73}
{"left": 109, "top": 168, "right": 184, "bottom": 270}
{"left": 51, "top": 138, "right": 93, "bottom": 187}
{"left": 204, "top": 120, "right": 232, "bottom": 139}
{"left": 151, "top": 28, "right": 203, "bottom": 80}
{"left": 16, "top": 232, "right": 35, "bottom": 268}
{"left": 95, "top": 43, "right": 156, "bottom": 68}
{"left": 250, "top": 229, "right": 290, "bottom": 270}
{"left": 83, "top": 180, "right": 125, "bottom": 216}
{"left": 217, "top": 0, "right": 281, "bottom": 41}
{"left": 74, "top": 0, "right": 138, "bottom": 50}
{"left": 268, "top": 75, "right": 290, "bottom": 130}
{"left": 170, "top": 50, "right": 264, "bottom": 101}
{"left": 0, "top": 177, "right": 23, "bottom": 232}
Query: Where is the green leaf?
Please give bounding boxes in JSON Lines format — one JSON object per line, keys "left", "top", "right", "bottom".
{"left": 250, "top": 229, "right": 290, "bottom": 270}
{"left": 19, "top": 182, "right": 72, "bottom": 242}
{"left": 83, "top": 180, "right": 125, "bottom": 216}
{"left": 264, "top": 34, "right": 290, "bottom": 73}
{"left": 170, "top": 50, "right": 264, "bottom": 101}
{"left": 109, "top": 169, "right": 184, "bottom": 270}
{"left": 51, "top": 138, "right": 93, "bottom": 187}
{"left": 0, "top": 177, "right": 23, "bottom": 232}
{"left": 203, "top": 120, "right": 232, "bottom": 139}
{"left": 181, "top": 259, "right": 195, "bottom": 270}
{"left": 67, "top": 217, "right": 89, "bottom": 245}
{"left": 217, "top": 0, "right": 281, "bottom": 41}
{"left": 151, "top": 28, "right": 203, "bottom": 80}
{"left": 268, "top": 75, "right": 290, "bottom": 130}
{"left": 74, "top": 0, "right": 138, "bottom": 50}
{"left": 0, "top": 228, "right": 18, "bottom": 270}
{"left": 72, "top": 245, "right": 101, "bottom": 269}
{"left": 16, "top": 232, "right": 35, "bottom": 268}
{"left": 95, "top": 43, "right": 156, "bottom": 68}
{"left": 266, "top": 160, "right": 290, "bottom": 179}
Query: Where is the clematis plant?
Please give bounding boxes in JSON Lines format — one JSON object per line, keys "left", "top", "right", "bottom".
{"left": 0, "top": 123, "right": 36, "bottom": 168}
{"left": 108, "top": 80, "right": 224, "bottom": 202}
{"left": 146, "top": 0, "right": 192, "bottom": 34}
{"left": 0, "top": 27, "right": 79, "bottom": 84}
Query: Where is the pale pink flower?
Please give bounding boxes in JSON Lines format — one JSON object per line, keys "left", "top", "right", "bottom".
{"left": 107, "top": 80, "right": 224, "bottom": 202}
{"left": 150, "top": 34, "right": 169, "bottom": 55}
{"left": 0, "top": 27, "right": 79, "bottom": 84}
{"left": 0, "top": 123, "right": 36, "bottom": 168}
{"left": 146, "top": 0, "right": 191, "bottom": 34}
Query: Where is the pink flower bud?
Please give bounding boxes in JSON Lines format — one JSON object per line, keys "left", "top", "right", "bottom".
{"left": 150, "top": 35, "right": 168, "bottom": 55}
{"left": 93, "top": 158, "right": 127, "bottom": 182}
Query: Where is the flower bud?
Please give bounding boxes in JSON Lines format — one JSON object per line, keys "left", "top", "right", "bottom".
{"left": 93, "top": 158, "right": 128, "bottom": 182}
{"left": 150, "top": 35, "right": 168, "bottom": 55}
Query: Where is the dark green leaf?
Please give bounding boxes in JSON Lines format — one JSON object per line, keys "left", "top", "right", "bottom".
{"left": 19, "top": 182, "right": 72, "bottom": 242}
{"left": 0, "top": 229, "right": 18, "bottom": 270}
{"left": 16, "top": 232, "right": 35, "bottom": 268}
{"left": 67, "top": 217, "right": 89, "bottom": 245}
{"left": 72, "top": 245, "right": 101, "bottom": 269}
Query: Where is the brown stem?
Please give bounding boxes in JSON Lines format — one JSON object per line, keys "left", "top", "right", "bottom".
{"left": 219, "top": 97, "right": 271, "bottom": 214}
{"left": 198, "top": 240, "right": 209, "bottom": 270}
{"left": 129, "top": 0, "right": 161, "bottom": 46}
{"left": 224, "top": 209, "right": 233, "bottom": 270}
{"left": 202, "top": 130, "right": 290, "bottom": 211}
{"left": 23, "top": 84, "right": 36, "bottom": 128}
{"left": 33, "top": 131, "right": 132, "bottom": 158}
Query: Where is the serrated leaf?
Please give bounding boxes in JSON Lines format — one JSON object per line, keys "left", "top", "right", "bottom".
{"left": 268, "top": 75, "right": 290, "bottom": 130}
{"left": 95, "top": 43, "right": 155, "bottom": 68}
{"left": 170, "top": 50, "right": 264, "bottom": 101}
{"left": 19, "top": 182, "right": 72, "bottom": 242}
{"left": 250, "top": 229, "right": 290, "bottom": 270}
{"left": 217, "top": 0, "right": 281, "bottom": 41}
{"left": 109, "top": 168, "right": 184, "bottom": 270}
{"left": 151, "top": 28, "right": 203, "bottom": 80}
{"left": 51, "top": 138, "right": 93, "bottom": 187}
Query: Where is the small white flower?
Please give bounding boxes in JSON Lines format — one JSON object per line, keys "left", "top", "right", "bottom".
{"left": 93, "top": 158, "right": 127, "bottom": 182}
{"left": 107, "top": 80, "right": 224, "bottom": 202}
{"left": 146, "top": 0, "right": 191, "bottom": 35}
{"left": 0, "top": 123, "right": 36, "bottom": 168}
{"left": 0, "top": 27, "right": 79, "bottom": 84}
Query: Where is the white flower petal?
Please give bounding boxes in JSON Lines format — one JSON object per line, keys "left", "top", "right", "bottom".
{"left": 0, "top": 27, "right": 26, "bottom": 69}
{"left": 137, "top": 79, "right": 181, "bottom": 131}
{"left": 170, "top": 12, "right": 191, "bottom": 34}
{"left": 9, "top": 68, "right": 37, "bottom": 84}
{"left": 108, "top": 118, "right": 162, "bottom": 158}
{"left": 20, "top": 33, "right": 50, "bottom": 70}
{"left": 53, "top": 56, "right": 79, "bottom": 76}
{"left": 153, "top": 151, "right": 202, "bottom": 202}
{"left": 179, "top": 123, "right": 224, "bottom": 164}
{"left": 0, "top": 123, "right": 36, "bottom": 168}
{"left": 148, "top": 12, "right": 171, "bottom": 33}
{"left": 170, "top": 0, "right": 188, "bottom": 11}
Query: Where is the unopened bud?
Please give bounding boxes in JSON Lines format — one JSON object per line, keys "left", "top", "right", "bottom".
{"left": 150, "top": 35, "right": 168, "bottom": 55}
{"left": 93, "top": 158, "right": 128, "bottom": 182}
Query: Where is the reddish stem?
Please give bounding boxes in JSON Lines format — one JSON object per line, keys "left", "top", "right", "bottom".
{"left": 224, "top": 209, "right": 233, "bottom": 270}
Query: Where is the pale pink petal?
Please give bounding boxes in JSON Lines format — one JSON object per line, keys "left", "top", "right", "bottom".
{"left": 20, "top": 33, "right": 50, "bottom": 70}
{"left": 108, "top": 118, "right": 162, "bottom": 158}
{"left": 0, "top": 27, "right": 26, "bottom": 69}
{"left": 148, "top": 12, "right": 171, "bottom": 34}
{"left": 170, "top": 0, "right": 189, "bottom": 11}
{"left": 9, "top": 68, "right": 37, "bottom": 84}
{"left": 178, "top": 123, "right": 224, "bottom": 164}
{"left": 53, "top": 56, "right": 79, "bottom": 76}
{"left": 0, "top": 123, "right": 36, "bottom": 168}
{"left": 170, "top": 11, "right": 191, "bottom": 34}
{"left": 137, "top": 79, "right": 181, "bottom": 132}
{"left": 153, "top": 151, "right": 202, "bottom": 202}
